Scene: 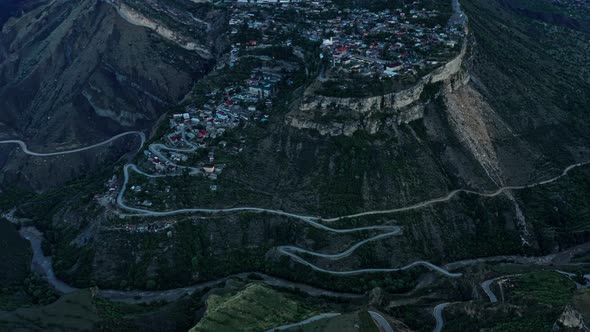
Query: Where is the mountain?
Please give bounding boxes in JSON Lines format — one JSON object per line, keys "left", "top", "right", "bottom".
{"left": 15, "top": 0, "right": 587, "bottom": 290}
{"left": 0, "top": 0, "right": 226, "bottom": 190}
{"left": 2, "top": 0, "right": 590, "bottom": 331}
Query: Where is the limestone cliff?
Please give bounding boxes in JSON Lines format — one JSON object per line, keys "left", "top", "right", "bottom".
{"left": 104, "top": 0, "right": 213, "bottom": 59}
{"left": 286, "top": 38, "right": 471, "bottom": 136}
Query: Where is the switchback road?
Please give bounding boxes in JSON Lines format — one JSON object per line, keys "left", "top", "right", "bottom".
{"left": 369, "top": 310, "right": 394, "bottom": 332}
{"left": 3, "top": 131, "right": 590, "bottom": 278}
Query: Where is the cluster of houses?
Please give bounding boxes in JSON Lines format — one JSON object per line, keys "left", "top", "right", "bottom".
{"left": 123, "top": 3, "right": 306, "bottom": 197}
{"left": 227, "top": 5, "right": 299, "bottom": 49}
{"left": 173, "top": 71, "right": 278, "bottom": 130}
{"left": 139, "top": 66, "right": 284, "bottom": 191}
{"left": 227, "top": 0, "right": 462, "bottom": 79}
{"left": 318, "top": 6, "right": 463, "bottom": 78}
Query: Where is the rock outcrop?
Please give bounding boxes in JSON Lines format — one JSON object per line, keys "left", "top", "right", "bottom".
{"left": 103, "top": 0, "right": 213, "bottom": 59}
{"left": 553, "top": 305, "right": 590, "bottom": 332}
{"left": 286, "top": 38, "right": 471, "bottom": 136}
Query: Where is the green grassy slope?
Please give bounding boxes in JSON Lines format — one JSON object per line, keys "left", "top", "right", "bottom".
{"left": 190, "top": 283, "right": 316, "bottom": 332}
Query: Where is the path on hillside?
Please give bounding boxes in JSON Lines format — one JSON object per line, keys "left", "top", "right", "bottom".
{"left": 0, "top": 131, "right": 145, "bottom": 156}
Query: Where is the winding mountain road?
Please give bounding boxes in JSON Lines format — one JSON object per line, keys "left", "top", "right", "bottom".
{"left": 3, "top": 130, "right": 590, "bottom": 279}
{"left": 147, "top": 126, "right": 201, "bottom": 175}
{"left": 481, "top": 278, "right": 499, "bottom": 303}
{"left": 279, "top": 226, "right": 402, "bottom": 261}
{"left": 116, "top": 153, "right": 590, "bottom": 224}
{"left": 3, "top": 2, "right": 589, "bottom": 325}
{"left": 16, "top": 225, "right": 366, "bottom": 303}
{"left": 265, "top": 313, "right": 341, "bottom": 332}
{"left": 369, "top": 311, "right": 394, "bottom": 332}
{"left": 115, "top": 137, "right": 590, "bottom": 276}
{"left": 0, "top": 131, "right": 145, "bottom": 156}
{"left": 480, "top": 275, "right": 522, "bottom": 303}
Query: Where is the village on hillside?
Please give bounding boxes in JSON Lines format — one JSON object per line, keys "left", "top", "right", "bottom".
{"left": 97, "top": 0, "right": 463, "bottom": 213}
{"left": 227, "top": 0, "right": 464, "bottom": 82}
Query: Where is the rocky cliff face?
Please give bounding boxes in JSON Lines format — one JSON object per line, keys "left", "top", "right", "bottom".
{"left": 0, "top": 0, "right": 226, "bottom": 190}
{"left": 553, "top": 305, "right": 590, "bottom": 332}
{"left": 104, "top": 0, "right": 215, "bottom": 58}
{"left": 286, "top": 38, "right": 471, "bottom": 136}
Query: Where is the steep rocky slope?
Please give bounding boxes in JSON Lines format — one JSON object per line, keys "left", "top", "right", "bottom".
{"left": 234, "top": 0, "right": 590, "bottom": 215}
{"left": 0, "top": 0, "right": 225, "bottom": 190}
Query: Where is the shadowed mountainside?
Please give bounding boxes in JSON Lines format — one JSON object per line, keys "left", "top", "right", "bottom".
{"left": 0, "top": 0, "right": 225, "bottom": 190}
